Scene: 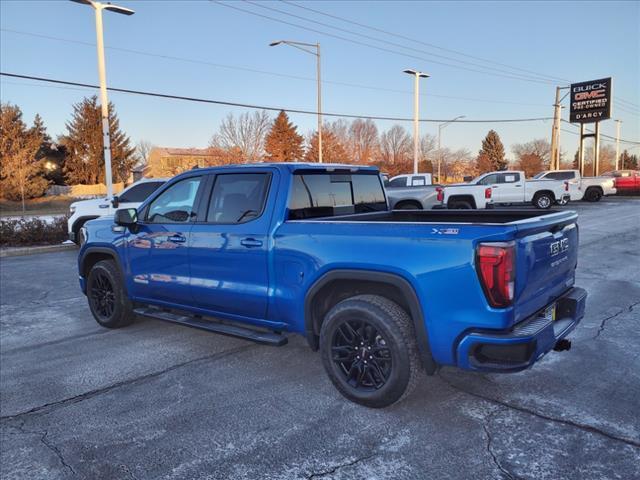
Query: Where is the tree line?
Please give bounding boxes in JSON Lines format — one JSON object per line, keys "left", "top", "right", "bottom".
{"left": 1, "top": 98, "right": 637, "bottom": 203}
{"left": 1, "top": 97, "right": 137, "bottom": 202}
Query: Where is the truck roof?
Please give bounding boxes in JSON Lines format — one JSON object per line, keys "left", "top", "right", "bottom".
{"left": 175, "top": 163, "right": 380, "bottom": 176}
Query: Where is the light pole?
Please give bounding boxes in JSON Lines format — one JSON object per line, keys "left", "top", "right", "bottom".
{"left": 403, "top": 69, "right": 430, "bottom": 174}
{"left": 270, "top": 40, "right": 322, "bottom": 163}
{"left": 71, "top": 0, "right": 134, "bottom": 200}
{"left": 614, "top": 120, "right": 622, "bottom": 170}
{"left": 437, "top": 115, "right": 466, "bottom": 183}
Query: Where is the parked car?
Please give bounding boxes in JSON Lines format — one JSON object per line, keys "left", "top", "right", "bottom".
{"left": 78, "top": 163, "right": 586, "bottom": 408}
{"left": 533, "top": 169, "right": 616, "bottom": 202}
{"left": 68, "top": 178, "right": 167, "bottom": 244}
{"left": 601, "top": 170, "right": 640, "bottom": 194}
{"left": 386, "top": 184, "right": 442, "bottom": 210}
{"left": 387, "top": 173, "right": 432, "bottom": 187}
{"left": 443, "top": 170, "right": 569, "bottom": 209}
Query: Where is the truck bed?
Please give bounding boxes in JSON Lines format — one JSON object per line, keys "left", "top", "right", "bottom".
{"left": 310, "top": 208, "right": 568, "bottom": 224}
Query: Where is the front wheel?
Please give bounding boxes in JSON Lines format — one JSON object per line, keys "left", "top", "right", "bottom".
{"left": 533, "top": 192, "right": 553, "bottom": 209}
{"left": 556, "top": 196, "right": 569, "bottom": 206}
{"left": 87, "top": 259, "right": 135, "bottom": 328}
{"left": 319, "top": 295, "right": 421, "bottom": 408}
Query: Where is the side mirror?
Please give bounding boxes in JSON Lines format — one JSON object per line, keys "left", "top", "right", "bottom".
{"left": 111, "top": 195, "right": 120, "bottom": 208}
{"left": 463, "top": 176, "right": 473, "bottom": 182}
{"left": 114, "top": 208, "right": 137, "bottom": 227}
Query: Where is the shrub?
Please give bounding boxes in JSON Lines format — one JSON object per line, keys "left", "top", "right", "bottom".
{"left": 0, "top": 215, "right": 68, "bottom": 246}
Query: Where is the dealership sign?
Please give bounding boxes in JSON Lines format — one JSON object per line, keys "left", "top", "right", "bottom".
{"left": 570, "top": 77, "right": 612, "bottom": 123}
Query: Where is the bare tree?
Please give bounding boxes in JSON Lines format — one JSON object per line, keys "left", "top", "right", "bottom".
{"left": 135, "top": 140, "right": 154, "bottom": 168}
{"left": 380, "top": 125, "right": 412, "bottom": 165}
{"left": 511, "top": 139, "right": 551, "bottom": 170}
{"left": 420, "top": 133, "right": 437, "bottom": 163}
{"left": 349, "top": 119, "right": 379, "bottom": 164}
{"left": 210, "top": 110, "right": 271, "bottom": 163}
{"left": 439, "top": 147, "right": 474, "bottom": 181}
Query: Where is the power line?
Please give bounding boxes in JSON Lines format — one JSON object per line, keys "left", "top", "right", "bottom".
{"left": 0, "top": 72, "right": 555, "bottom": 123}
{"left": 560, "top": 119, "right": 639, "bottom": 145}
{"left": 244, "top": 0, "right": 558, "bottom": 84}
{"left": 281, "top": 0, "right": 572, "bottom": 85}
{"left": 279, "top": 1, "right": 640, "bottom": 108}
{"left": 0, "top": 28, "right": 549, "bottom": 107}
{"left": 212, "top": 1, "right": 557, "bottom": 85}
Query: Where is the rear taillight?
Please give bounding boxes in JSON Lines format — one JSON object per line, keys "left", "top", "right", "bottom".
{"left": 436, "top": 187, "right": 444, "bottom": 202}
{"left": 564, "top": 181, "right": 569, "bottom": 191}
{"left": 476, "top": 242, "right": 515, "bottom": 308}
{"left": 485, "top": 187, "right": 492, "bottom": 199}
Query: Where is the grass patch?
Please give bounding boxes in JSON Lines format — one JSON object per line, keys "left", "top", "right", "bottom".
{"left": 0, "top": 196, "right": 76, "bottom": 217}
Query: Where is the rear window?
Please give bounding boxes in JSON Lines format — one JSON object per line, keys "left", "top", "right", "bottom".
{"left": 288, "top": 172, "right": 387, "bottom": 220}
{"left": 119, "top": 181, "right": 164, "bottom": 203}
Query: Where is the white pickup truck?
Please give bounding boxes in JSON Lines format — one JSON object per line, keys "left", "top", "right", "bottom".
{"left": 443, "top": 170, "right": 570, "bottom": 209}
{"left": 533, "top": 169, "right": 616, "bottom": 202}
{"left": 68, "top": 178, "right": 167, "bottom": 244}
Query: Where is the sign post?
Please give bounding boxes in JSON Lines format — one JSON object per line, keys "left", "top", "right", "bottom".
{"left": 570, "top": 77, "right": 612, "bottom": 176}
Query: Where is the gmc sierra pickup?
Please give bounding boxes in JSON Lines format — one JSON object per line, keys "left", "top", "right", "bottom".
{"left": 78, "top": 163, "right": 587, "bottom": 408}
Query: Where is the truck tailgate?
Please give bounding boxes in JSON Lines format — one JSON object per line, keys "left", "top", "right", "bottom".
{"left": 512, "top": 212, "right": 579, "bottom": 323}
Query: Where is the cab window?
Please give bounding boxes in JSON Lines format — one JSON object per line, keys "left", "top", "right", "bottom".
{"left": 206, "top": 173, "right": 271, "bottom": 224}
{"left": 146, "top": 176, "right": 202, "bottom": 223}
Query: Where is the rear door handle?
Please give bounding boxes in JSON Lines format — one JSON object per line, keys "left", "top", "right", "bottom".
{"left": 241, "top": 238, "right": 263, "bottom": 248}
{"left": 168, "top": 234, "right": 186, "bottom": 243}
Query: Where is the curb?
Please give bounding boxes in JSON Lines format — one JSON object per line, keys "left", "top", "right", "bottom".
{"left": 0, "top": 243, "right": 77, "bottom": 258}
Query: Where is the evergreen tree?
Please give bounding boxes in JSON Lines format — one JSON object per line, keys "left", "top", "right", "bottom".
{"left": 304, "top": 129, "right": 347, "bottom": 163}
{"left": 264, "top": 111, "right": 304, "bottom": 162}
{"left": 476, "top": 130, "right": 507, "bottom": 172}
{"left": 60, "top": 96, "right": 136, "bottom": 184}
{"left": 0, "top": 103, "right": 49, "bottom": 202}
{"left": 619, "top": 149, "right": 638, "bottom": 170}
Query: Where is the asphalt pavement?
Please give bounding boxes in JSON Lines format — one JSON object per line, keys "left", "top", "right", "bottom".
{"left": 1, "top": 197, "right": 639, "bottom": 480}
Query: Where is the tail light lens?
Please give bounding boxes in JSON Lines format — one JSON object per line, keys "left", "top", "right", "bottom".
{"left": 476, "top": 242, "right": 515, "bottom": 308}
{"left": 484, "top": 187, "right": 492, "bottom": 199}
{"left": 564, "top": 181, "right": 569, "bottom": 191}
{"left": 436, "top": 187, "right": 444, "bottom": 202}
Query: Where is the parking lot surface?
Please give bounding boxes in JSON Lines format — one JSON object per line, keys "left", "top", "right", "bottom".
{"left": 1, "top": 197, "right": 639, "bottom": 480}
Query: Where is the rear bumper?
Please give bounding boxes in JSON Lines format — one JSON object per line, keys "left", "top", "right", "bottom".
{"left": 456, "top": 287, "right": 587, "bottom": 372}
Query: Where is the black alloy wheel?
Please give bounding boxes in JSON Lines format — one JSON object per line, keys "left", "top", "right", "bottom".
{"left": 331, "top": 319, "right": 393, "bottom": 391}
{"left": 87, "top": 259, "right": 135, "bottom": 328}
{"left": 90, "top": 271, "right": 116, "bottom": 321}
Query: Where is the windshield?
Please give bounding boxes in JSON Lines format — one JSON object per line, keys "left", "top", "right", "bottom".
{"left": 532, "top": 172, "right": 545, "bottom": 179}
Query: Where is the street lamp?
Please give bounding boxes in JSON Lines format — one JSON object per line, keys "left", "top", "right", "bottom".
{"left": 437, "top": 115, "right": 466, "bottom": 183}
{"left": 71, "top": 0, "right": 134, "bottom": 200}
{"left": 403, "top": 69, "right": 430, "bottom": 174}
{"left": 271, "top": 40, "right": 322, "bottom": 163}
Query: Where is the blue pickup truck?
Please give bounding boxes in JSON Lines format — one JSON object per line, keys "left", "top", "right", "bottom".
{"left": 78, "top": 163, "right": 587, "bottom": 407}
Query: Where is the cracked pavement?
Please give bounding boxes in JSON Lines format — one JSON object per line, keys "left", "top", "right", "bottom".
{"left": 1, "top": 197, "right": 639, "bottom": 479}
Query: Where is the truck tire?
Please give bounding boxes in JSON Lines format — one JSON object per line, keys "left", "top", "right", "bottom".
{"left": 584, "top": 187, "right": 602, "bottom": 202}
{"left": 449, "top": 200, "right": 473, "bottom": 209}
{"left": 533, "top": 192, "right": 553, "bottom": 209}
{"left": 87, "top": 259, "right": 135, "bottom": 329}
{"left": 395, "top": 200, "right": 422, "bottom": 210}
{"left": 319, "top": 294, "right": 421, "bottom": 408}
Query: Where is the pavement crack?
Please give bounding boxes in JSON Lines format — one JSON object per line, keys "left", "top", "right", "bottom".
{"left": 0, "top": 344, "right": 256, "bottom": 423}
{"left": 10, "top": 419, "right": 76, "bottom": 476}
{"left": 306, "top": 453, "right": 376, "bottom": 479}
{"left": 482, "top": 410, "right": 520, "bottom": 480}
{"left": 593, "top": 301, "right": 640, "bottom": 339}
{"left": 41, "top": 429, "right": 77, "bottom": 476}
{"left": 439, "top": 373, "right": 640, "bottom": 449}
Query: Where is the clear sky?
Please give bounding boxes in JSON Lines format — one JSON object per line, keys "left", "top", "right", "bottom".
{"left": 1, "top": 0, "right": 638, "bottom": 159}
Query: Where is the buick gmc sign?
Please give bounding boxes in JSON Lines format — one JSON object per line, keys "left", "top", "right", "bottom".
{"left": 570, "top": 77, "right": 612, "bottom": 123}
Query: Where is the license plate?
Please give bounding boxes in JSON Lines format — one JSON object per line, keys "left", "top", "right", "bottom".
{"left": 542, "top": 304, "right": 557, "bottom": 321}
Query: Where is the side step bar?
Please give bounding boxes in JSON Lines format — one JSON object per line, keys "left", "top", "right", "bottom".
{"left": 133, "top": 307, "right": 288, "bottom": 346}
